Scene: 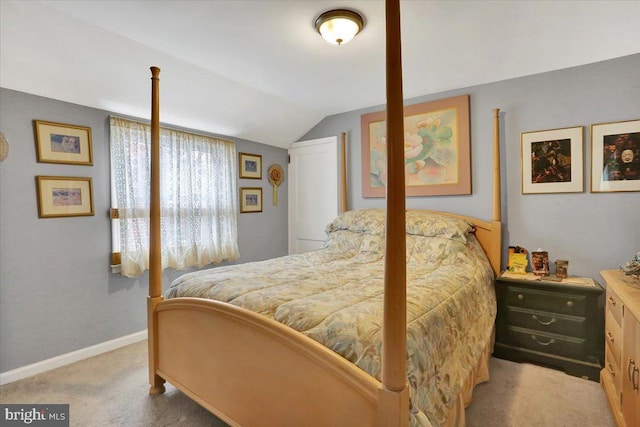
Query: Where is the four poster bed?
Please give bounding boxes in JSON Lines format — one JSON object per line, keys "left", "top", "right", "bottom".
{"left": 145, "top": 2, "right": 502, "bottom": 426}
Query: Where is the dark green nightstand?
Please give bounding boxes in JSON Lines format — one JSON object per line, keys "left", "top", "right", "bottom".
{"left": 493, "top": 273, "right": 604, "bottom": 381}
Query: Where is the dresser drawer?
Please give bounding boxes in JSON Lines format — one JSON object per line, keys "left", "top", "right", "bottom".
{"left": 605, "top": 340, "right": 622, "bottom": 394}
{"left": 605, "top": 308, "right": 622, "bottom": 363}
{"left": 504, "top": 286, "right": 587, "bottom": 316}
{"left": 505, "top": 326, "right": 587, "bottom": 360}
{"left": 606, "top": 286, "right": 623, "bottom": 328}
{"left": 505, "top": 306, "right": 586, "bottom": 338}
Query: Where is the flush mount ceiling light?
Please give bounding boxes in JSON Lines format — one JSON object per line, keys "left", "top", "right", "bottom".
{"left": 315, "top": 9, "right": 364, "bottom": 45}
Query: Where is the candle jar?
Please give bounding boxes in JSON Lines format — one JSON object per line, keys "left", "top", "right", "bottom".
{"left": 555, "top": 259, "right": 568, "bottom": 279}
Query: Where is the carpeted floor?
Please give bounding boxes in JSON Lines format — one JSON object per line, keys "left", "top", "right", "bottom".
{"left": 0, "top": 340, "right": 614, "bottom": 426}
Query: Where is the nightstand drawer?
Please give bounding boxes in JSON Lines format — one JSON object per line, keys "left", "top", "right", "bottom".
{"left": 505, "top": 326, "right": 587, "bottom": 360}
{"left": 505, "top": 286, "right": 587, "bottom": 316}
{"left": 505, "top": 306, "right": 586, "bottom": 337}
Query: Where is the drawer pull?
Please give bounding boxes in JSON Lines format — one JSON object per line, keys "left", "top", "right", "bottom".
{"left": 629, "top": 358, "right": 636, "bottom": 382}
{"left": 566, "top": 301, "right": 574, "bottom": 308}
{"left": 607, "top": 363, "right": 616, "bottom": 377}
{"left": 633, "top": 366, "right": 639, "bottom": 391}
{"left": 532, "top": 314, "right": 556, "bottom": 326}
{"left": 608, "top": 296, "right": 616, "bottom": 306}
{"left": 606, "top": 331, "right": 614, "bottom": 343}
{"left": 531, "top": 335, "right": 555, "bottom": 346}
{"left": 517, "top": 294, "right": 524, "bottom": 301}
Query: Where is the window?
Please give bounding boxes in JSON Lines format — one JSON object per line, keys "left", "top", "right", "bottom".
{"left": 110, "top": 116, "right": 239, "bottom": 277}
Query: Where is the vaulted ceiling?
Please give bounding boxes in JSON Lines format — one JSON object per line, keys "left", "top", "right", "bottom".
{"left": 2, "top": 1, "right": 639, "bottom": 148}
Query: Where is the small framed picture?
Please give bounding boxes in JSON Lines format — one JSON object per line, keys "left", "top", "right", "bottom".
{"left": 238, "top": 152, "right": 262, "bottom": 179}
{"left": 240, "top": 187, "right": 262, "bottom": 213}
{"left": 521, "top": 126, "right": 584, "bottom": 194}
{"left": 34, "top": 120, "right": 93, "bottom": 165}
{"left": 36, "top": 176, "right": 94, "bottom": 218}
{"left": 590, "top": 119, "right": 640, "bottom": 192}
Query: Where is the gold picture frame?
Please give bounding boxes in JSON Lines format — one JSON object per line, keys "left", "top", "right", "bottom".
{"left": 34, "top": 120, "right": 93, "bottom": 165}
{"left": 361, "top": 94, "right": 471, "bottom": 197}
{"left": 521, "top": 126, "right": 584, "bottom": 194}
{"left": 36, "top": 176, "right": 95, "bottom": 218}
{"left": 240, "top": 187, "right": 262, "bottom": 213}
{"left": 590, "top": 119, "right": 640, "bottom": 192}
{"left": 239, "top": 152, "right": 262, "bottom": 179}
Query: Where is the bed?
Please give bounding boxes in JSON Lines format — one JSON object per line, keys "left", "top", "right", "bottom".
{"left": 165, "top": 208, "right": 496, "bottom": 426}
{"left": 145, "top": 2, "right": 502, "bottom": 426}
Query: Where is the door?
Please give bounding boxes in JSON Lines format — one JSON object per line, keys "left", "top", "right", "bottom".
{"left": 288, "top": 136, "right": 339, "bottom": 254}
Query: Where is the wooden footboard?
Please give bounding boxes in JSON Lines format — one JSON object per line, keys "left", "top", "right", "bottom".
{"left": 153, "top": 297, "right": 384, "bottom": 426}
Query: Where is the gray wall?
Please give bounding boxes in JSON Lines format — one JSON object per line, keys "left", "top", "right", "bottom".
{"left": 0, "top": 88, "right": 288, "bottom": 372}
{"left": 302, "top": 54, "right": 640, "bottom": 283}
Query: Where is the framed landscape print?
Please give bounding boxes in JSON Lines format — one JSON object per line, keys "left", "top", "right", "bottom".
{"left": 34, "top": 120, "right": 93, "bottom": 165}
{"left": 36, "top": 176, "right": 94, "bottom": 218}
{"left": 521, "top": 126, "right": 584, "bottom": 194}
{"left": 590, "top": 119, "right": 640, "bottom": 192}
{"left": 361, "top": 94, "right": 470, "bottom": 197}
{"left": 239, "top": 152, "right": 262, "bottom": 179}
{"left": 240, "top": 187, "right": 262, "bottom": 213}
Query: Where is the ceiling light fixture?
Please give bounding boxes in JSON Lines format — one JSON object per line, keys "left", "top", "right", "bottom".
{"left": 315, "top": 9, "right": 364, "bottom": 46}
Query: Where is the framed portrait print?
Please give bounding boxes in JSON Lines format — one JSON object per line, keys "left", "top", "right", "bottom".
{"left": 239, "top": 152, "right": 262, "bottom": 179}
{"left": 240, "top": 187, "right": 262, "bottom": 213}
{"left": 590, "top": 119, "right": 640, "bottom": 192}
{"left": 361, "top": 94, "right": 470, "bottom": 197}
{"left": 521, "top": 126, "right": 584, "bottom": 194}
{"left": 34, "top": 120, "right": 93, "bottom": 165}
{"left": 36, "top": 176, "right": 94, "bottom": 218}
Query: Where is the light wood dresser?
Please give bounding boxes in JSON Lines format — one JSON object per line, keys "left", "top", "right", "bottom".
{"left": 601, "top": 269, "right": 640, "bottom": 427}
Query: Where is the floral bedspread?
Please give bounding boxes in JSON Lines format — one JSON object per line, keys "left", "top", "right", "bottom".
{"left": 166, "top": 209, "right": 496, "bottom": 426}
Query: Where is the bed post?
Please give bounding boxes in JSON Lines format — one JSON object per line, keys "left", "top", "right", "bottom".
{"left": 492, "top": 108, "right": 501, "bottom": 223}
{"left": 489, "top": 108, "right": 502, "bottom": 275}
{"left": 148, "top": 66, "right": 165, "bottom": 395}
{"left": 378, "top": 0, "right": 409, "bottom": 425}
{"left": 340, "top": 131, "right": 348, "bottom": 213}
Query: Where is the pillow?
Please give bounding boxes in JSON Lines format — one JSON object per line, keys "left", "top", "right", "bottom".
{"left": 326, "top": 209, "right": 386, "bottom": 235}
{"left": 327, "top": 209, "right": 472, "bottom": 243}
{"left": 405, "top": 210, "right": 472, "bottom": 243}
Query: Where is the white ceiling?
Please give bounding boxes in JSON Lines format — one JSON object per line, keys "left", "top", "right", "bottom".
{"left": 2, "top": 1, "right": 639, "bottom": 148}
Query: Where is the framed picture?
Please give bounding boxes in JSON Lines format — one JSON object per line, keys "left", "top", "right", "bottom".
{"left": 590, "top": 119, "right": 640, "bottom": 192}
{"left": 35, "top": 176, "right": 94, "bottom": 218}
{"left": 240, "top": 187, "right": 262, "bottom": 213}
{"left": 239, "top": 152, "right": 262, "bottom": 179}
{"left": 521, "top": 126, "right": 584, "bottom": 194}
{"left": 34, "top": 120, "right": 93, "bottom": 165}
{"left": 361, "top": 94, "right": 470, "bottom": 197}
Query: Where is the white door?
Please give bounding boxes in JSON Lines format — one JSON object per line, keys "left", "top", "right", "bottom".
{"left": 288, "top": 136, "right": 339, "bottom": 254}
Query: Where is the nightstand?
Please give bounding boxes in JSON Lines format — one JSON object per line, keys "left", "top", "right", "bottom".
{"left": 493, "top": 273, "right": 604, "bottom": 381}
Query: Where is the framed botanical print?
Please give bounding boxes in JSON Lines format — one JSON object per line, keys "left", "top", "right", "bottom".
{"left": 361, "top": 95, "right": 470, "bottom": 197}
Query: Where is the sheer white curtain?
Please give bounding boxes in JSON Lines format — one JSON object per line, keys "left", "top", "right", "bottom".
{"left": 110, "top": 116, "right": 239, "bottom": 277}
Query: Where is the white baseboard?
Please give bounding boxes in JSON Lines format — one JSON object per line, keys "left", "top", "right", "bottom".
{"left": 0, "top": 330, "right": 147, "bottom": 385}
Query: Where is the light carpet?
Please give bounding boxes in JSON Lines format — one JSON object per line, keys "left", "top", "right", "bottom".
{"left": 0, "top": 341, "right": 614, "bottom": 426}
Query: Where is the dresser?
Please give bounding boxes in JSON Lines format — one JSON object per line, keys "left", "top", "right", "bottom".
{"left": 494, "top": 273, "right": 604, "bottom": 381}
{"left": 600, "top": 269, "right": 640, "bottom": 427}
